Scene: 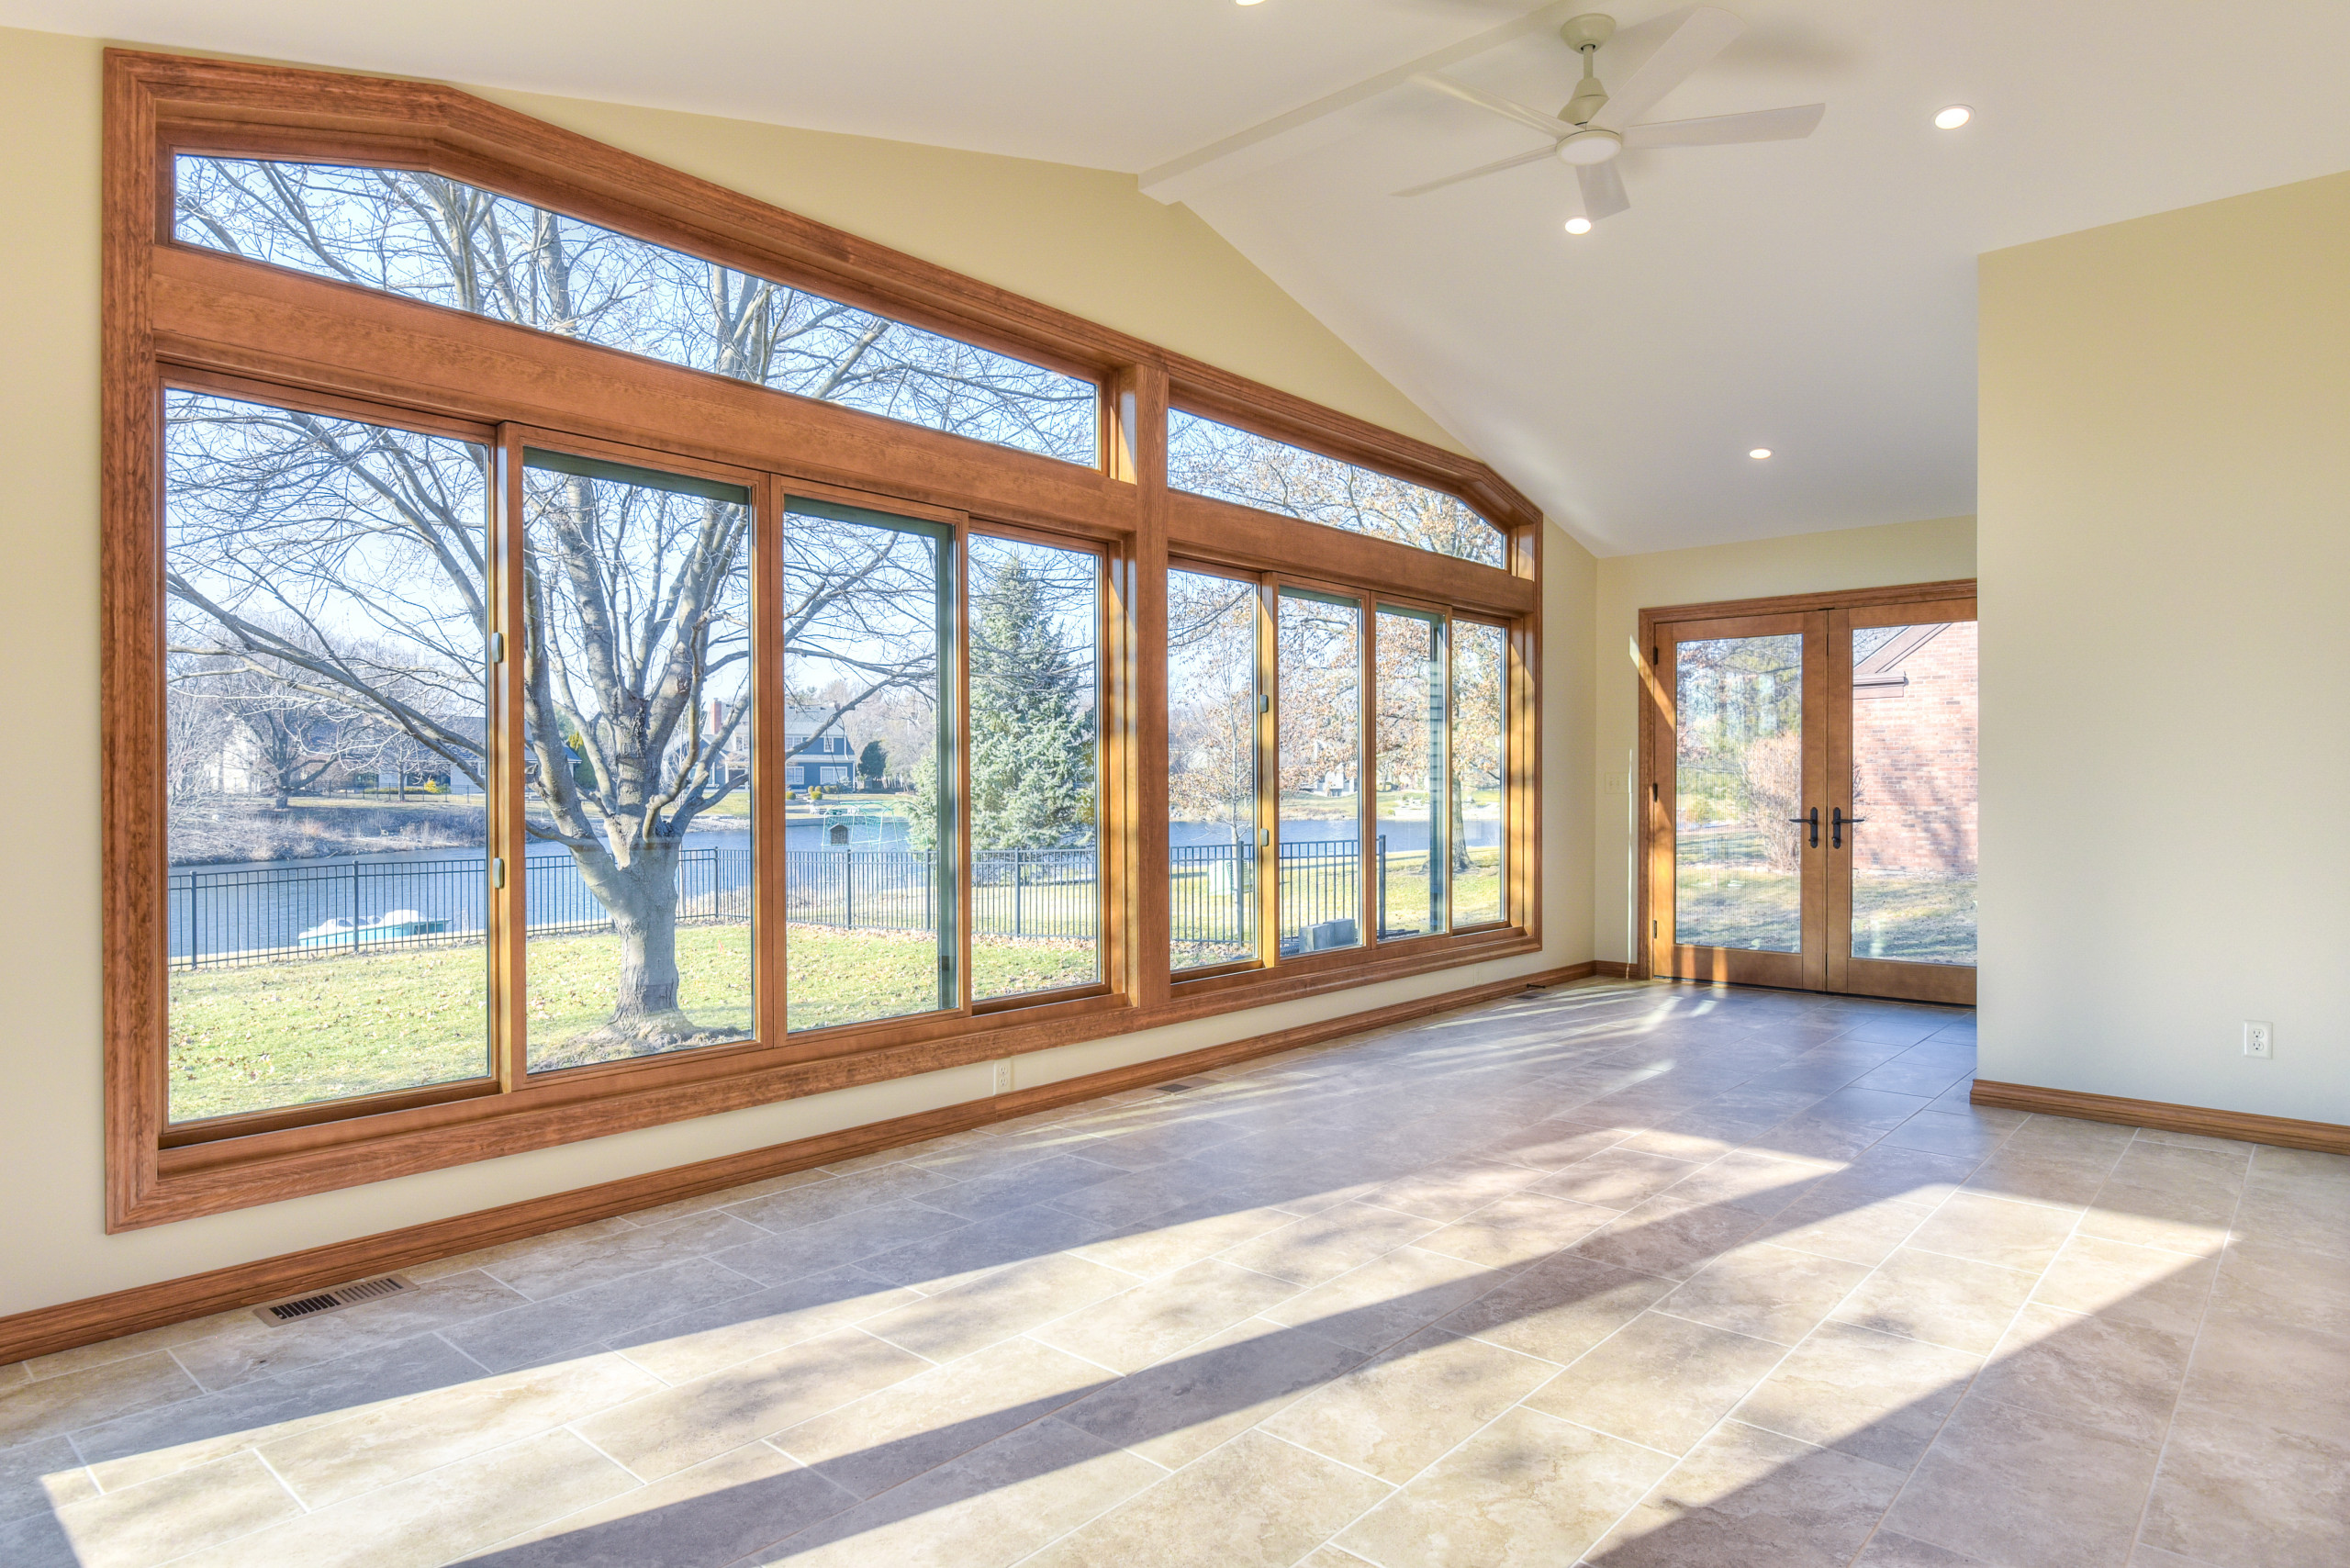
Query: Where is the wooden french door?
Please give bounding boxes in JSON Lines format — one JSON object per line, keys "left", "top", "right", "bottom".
{"left": 1642, "top": 583, "right": 1977, "bottom": 1005}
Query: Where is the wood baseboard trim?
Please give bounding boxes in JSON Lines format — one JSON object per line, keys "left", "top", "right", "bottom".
{"left": 4, "top": 961, "right": 1591, "bottom": 1365}
{"left": 1970, "top": 1080, "right": 2350, "bottom": 1156}
{"left": 1583, "top": 960, "right": 1637, "bottom": 980}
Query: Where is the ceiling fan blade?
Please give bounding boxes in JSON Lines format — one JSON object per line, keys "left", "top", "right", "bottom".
{"left": 1622, "top": 103, "right": 1826, "bottom": 149}
{"left": 1392, "top": 146, "right": 1559, "bottom": 198}
{"left": 1591, "top": 6, "right": 1745, "bottom": 131}
{"left": 1577, "top": 160, "right": 1629, "bottom": 219}
{"left": 1410, "top": 73, "right": 1572, "bottom": 140}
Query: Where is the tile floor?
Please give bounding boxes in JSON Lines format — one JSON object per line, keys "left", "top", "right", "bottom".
{"left": 2, "top": 980, "right": 2343, "bottom": 1567}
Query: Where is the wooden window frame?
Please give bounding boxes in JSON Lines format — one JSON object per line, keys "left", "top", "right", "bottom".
{"left": 103, "top": 50, "right": 1546, "bottom": 1231}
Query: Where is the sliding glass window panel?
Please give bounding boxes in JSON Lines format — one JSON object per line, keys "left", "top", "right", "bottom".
{"left": 1167, "top": 410, "right": 1506, "bottom": 566}
{"left": 1375, "top": 609, "right": 1447, "bottom": 938}
{"left": 1673, "top": 633, "right": 1804, "bottom": 952}
{"left": 162, "top": 390, "right": 491, "bottom": 1123}
{"left": 966, "top": 534, "right": 1101, "bottom": 1002}
{"left": 174, "top": 157, "right": 1099, "bottom": 465}
{"left": 520, "top": 453, "right": 755, "bottom": 1070}
{"left": 781, "top": 500, "right": 956, "bottom": 1030}
{"left": 1850, "top": 622, "right": 1978, "bottom": 965}
{"left": 1451, "top": 622, "right": 1509, "bottom": 928}
{"left": 1277, "top": 589, "right": 1363, "bottom": 956}
{"left": 1168, "top": 568, "right": 1259, "bottom": 970}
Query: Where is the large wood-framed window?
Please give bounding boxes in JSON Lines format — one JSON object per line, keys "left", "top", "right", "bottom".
{"left": 103, "top": 50, "right": 1546, "bottom": 1230}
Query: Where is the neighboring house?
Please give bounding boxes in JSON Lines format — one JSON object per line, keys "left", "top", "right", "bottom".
{"left": 784, "top": 706, "right": 856, "bottom": 790}
{"left": 1850, "top": 623, "right": 1979, "bottom": 876}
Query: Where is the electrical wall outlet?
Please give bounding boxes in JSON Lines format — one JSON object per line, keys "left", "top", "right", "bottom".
{"left": 990, "top": 1059, "right": 1014, "bottom": 1094}
{"left": 2243, "top": 1022, "right": 2273, "bottom": 1059}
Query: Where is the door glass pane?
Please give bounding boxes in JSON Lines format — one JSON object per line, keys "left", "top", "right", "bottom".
{"left": 1169, "top": 569, "right": 1259, "bottom": 970}
{"left": 1375, "top": 610, "right": 1446, "bottom": 938}
{"left": 782, "top": 501, "right": 955, "bottom": 1029}
{"left": 520, "top": 454, "right": 755, "bottom": 1069}
{"left": 968, "top": 535, "right": 1099, "bottom": 1001}
{"left": 1674, "top": 633, "right": 1804, "bottom": 952}
{"left": 1278, "top": 590, "right": 1362, "bottom": 955}
{"left": 1850, "top": 622, "right": 1978, "bottom": 964}
{"left": 163, "top": 390, "right": 490, "bottom": 1123}
{"left": 1451, "top": 622, "right": 1508, "bottom": 926}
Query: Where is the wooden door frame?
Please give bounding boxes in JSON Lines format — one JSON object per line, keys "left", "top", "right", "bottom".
{"left": 1635, "top": 578, "right": 1977, "bottom": 991}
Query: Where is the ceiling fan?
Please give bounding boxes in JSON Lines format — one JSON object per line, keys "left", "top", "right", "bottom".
{"left": 1397, "top": 7, "right": 1824, "bottom": 225}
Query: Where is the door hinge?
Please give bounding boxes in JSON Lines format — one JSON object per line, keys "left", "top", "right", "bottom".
{"left": 1651, "top": 782, "right": 1659, "bottom": 802}
{"left": 1652, "top": 919, "right": 1659, "bottom": 937}
{"left": 1651, "top": 644, "right": 1659, "bottom": 665}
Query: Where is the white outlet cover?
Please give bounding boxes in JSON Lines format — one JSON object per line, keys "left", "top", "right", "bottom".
{"left": 2243, "top": 1022, "right": 2273, "bottom": 1058}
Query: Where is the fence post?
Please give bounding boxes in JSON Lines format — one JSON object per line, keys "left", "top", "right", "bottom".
{"left": 843, "top": 846, "right": 854, "bottom": 931}
{"left": 1014, "top": 850, "right": 1024, "bottom": 938}
{"left": 350, "top": 857, "right": 362, "bottom": 952}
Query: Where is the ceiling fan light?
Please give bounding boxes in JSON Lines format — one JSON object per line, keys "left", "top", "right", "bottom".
{"left": 1933, "top": 105, "right": 1972, "bottom": 129}
{"left": 1556, "top": 129, "right": 1622, "bottom": 165}
{"left": 1564, "top": 217, "right": 1593, "bottom": 234}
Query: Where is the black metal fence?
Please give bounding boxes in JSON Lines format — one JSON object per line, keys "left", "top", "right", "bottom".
{"left": 173, "top": 835, "right": 1418, "bottom": 971}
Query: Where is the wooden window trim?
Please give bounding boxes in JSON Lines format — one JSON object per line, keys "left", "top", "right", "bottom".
{"left": 105, "top": 49, "right": 1545, "bottom": 1232}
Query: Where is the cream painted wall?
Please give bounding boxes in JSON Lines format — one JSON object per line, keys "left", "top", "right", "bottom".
{"left": 1587, "top": 517, "right": 1979, "bottom": 966}
{"left": 0, "top": 26, "right": 1590, "bottom": 1317}
{"left": 1977, "top": 171, "right": 2350, "bottom": 1124}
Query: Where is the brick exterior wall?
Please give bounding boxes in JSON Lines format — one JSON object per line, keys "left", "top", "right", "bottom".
{"left": 1852, "top": 622, "right": 1977, "bottom": 877}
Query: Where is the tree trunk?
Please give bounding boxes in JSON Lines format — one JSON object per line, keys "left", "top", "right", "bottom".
{"left": 535, "top": 836, "right": 733, "bottom": 1066}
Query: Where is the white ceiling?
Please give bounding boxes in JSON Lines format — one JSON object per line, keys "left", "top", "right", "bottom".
{"left": 16, "top": 0, "right": 2350, "bottom": 553}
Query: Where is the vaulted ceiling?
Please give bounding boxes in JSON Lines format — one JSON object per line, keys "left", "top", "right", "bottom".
{"left": 16, "top": 0, "right": 2350, "bottom": 551}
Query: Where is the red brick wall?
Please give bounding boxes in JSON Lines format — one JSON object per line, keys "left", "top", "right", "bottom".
{"left": 1852, "top": 622, "right": 1977, "bottom": 877}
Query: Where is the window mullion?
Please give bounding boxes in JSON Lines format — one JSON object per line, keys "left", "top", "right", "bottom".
{"left": 491, "top": 425, "right": 531, "bottom": 1091}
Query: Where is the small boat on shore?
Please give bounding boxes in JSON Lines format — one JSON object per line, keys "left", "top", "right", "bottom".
{"left": 296, "top": 910, "right": 449, "bottom": 948}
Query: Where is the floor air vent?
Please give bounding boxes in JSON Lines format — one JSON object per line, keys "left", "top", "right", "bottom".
{"left": 253, "top": 1274, "right": 411, "bottom": 1326}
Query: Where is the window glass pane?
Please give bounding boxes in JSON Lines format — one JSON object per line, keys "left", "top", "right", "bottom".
{"left": 1169, "top": 569, "right": 1259, "bottom": 970}
{"left": 163, "top": 391, "right": 489, "bottom": 1121}
{"left": 1452, "top": 622, "right": 1509, "bottom": 927}
{"left": 1168, "top": 410, "right": 1505, "bottom": 567}
{"left": 1850, "top": 622, "right": 1977, "bottom": 964}
{"left": 967, "top": 535, "right": 1100, "bottom": 1001}
{"left": 176, "top": 156, "right": 1099, "bottom": 465}
{"left": 520, "top": 457, "right": 754, "bottom": 1069}
{"left": 1376, "top": 610, "right": 1447, "bottom": 938}
{"left": 783, "top": 502, "right": 954, "bottom": 1029}
{"left": 1673, "top": 633, "right": 1802, "bottom": 951}
{"left": 1278, "top": 589, "right": 1362, "bottom": 955}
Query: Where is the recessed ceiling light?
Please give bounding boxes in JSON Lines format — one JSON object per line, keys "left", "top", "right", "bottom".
{"left": 1563, "top": 216, "right": 1593, "bottom": 235}
{"left": 1236, "top": 0, "right": 1266, "bottom": 6}
{"left": 1749, "top": 448, "right": 1773, "bottom": 460}
{"left": 1934, "top": 105, "right": 1972, "bottom": 130}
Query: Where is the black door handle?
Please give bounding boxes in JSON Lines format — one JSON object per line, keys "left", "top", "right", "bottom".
{"left": 1786, "top": 807, "right": 1818, "bottom": 848}
{"left": 1832, "top": 806, "right": 1865, "bottom": 848}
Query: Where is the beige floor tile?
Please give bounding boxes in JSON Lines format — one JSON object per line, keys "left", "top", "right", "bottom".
{"left": 15, "top": 1310, "right": 250, "bottom": 1385}
{"left": 2175, "top": 1315, "right": 2350, "bottom": 1444}
{"left": 1972, "top": 1302, "right": 2191, "bottom": 1446}
{"left": 760, "top": 1416, "right": 1162, "bottom": 1568}
{"left": 1336, "top": 1404, "right": 1675, "bottom": 1568}
{"left": 1525, "top": 1310, "right": 1785, "bottom": 1454}
{"left": 1906, "top": 1190, "right": 2081, "bottom": 1273}
{"left": 257, "top": 1349, "right": 660, "bottom": 1507}
{"left": 49, "top": 1450, "right": 298, "bottom": 1568}
{"left": 1260, "top": 1245, "right": 1500, "bottom": 1354}
{"left": 1832, "top": 1247, "right": 2039, "bottom": 1356}
{"left": 479, "top": 1208, "right": 772, "bottom": 1301}
{"left": 2006, "top": 1115, "right": 2137, "bottom": 1160}
{"left": 1594, "top": 1419, "right": 1908, "bottom": 1568}
{"left": 573, "top": 1326, "right": 933, "bottom": 1482}
{"left": 2228, "top": 1187, "right": 2350, "bottom": 1259}
{"left": 2076, "top": 1172, "right": 2237, "bottom": 1258}
{"left": 773, "top": 1336, "right": 1109, "bottom": 1498}
{"left": 478, "top": 1438, "right": 856, "bottom": 1566}
{"left": 442, "top": 1254, "right": 765, "bottom": 1374}
{"left": 1852, "top": 1529, "right": 1993, "bottom": 1564}
{"left": 1437, "top": 1252, "right": 1675, "bottom": 1364}
{"left": 1659, "top": 1242, "right": 1873, "bottom": 1346}
{"left": 1054, "top": 1317, "right": 1369, "bottom": 1469}
{"left": 1026, "top": 1428, "right": 1388, "bottom": 1568}
{"left": 1884, "top": 1394, "right": 2162, "bottom": 1568}
{"left": 1298, "top": 1548, "right": 1378, "bottom": 1567}
{"left": 1659, "top": 1148, "right": 1833, "bottom": 1215}
{"left": 1731, "top": 1319, "right": 1981, "bottom": 1470}
{"left": 2209, "top": 1238, "right": 2350, "bottom": 1336}
{"left": 1961, "top": 1148, "right": 2117, "bottom": 1212}
{"left": 2030, "top": 1235, "right": 2216, "bottom": 1336}
{"left": 165, "top": 1428, "right": 639, "bottom": 1568}
{"left": 1062, "top": 1198, "right": 1299, "bottom": 1280}
{"left": 1030, "top": 1258, "right": 1300, "bottom": 1373}
{"left": 1413, "top": 1191, "right": 1614, "bottom": 1270}
{"left": 1764, "top": 1195, "right": 1936, "bottom": 1268}
{"left": 1261, "top": 1327, "right": 1556, "bottom": 1483}
{"left": 2140, "top": 1405, "right": 2349, "bottom": 1568}
{"left": 169, "top": 1269, "right": 532, "bottom": 1391}
{"left": 0, "top": 1436, "right": 93, "bottom": 1528}
{"left": 858, "top": 1251, "right": 1130, "bottom": 1363}
{"left": 1357, "top": 1156, "right": 1549, "bottom": 1222}
{"left": 1530, "top": 1148, "right": 1706, "bottom": 1210}
{"left": 608, "top": 1264, "right": 921, "bottom": 1384}
{"left": 722, "top": 1163, "right": 962, "bottom": 1234}
{"left": 403, "top": 1215, "right": 637, "bottom": 1283}
{"left": 0, "top": 1351, "right": 201, "bottom": 1450}
{"left": 1567, "top": 1194, "right": 1770, "bottom": 1281}
{"left": 856, "top": 1202, "right": 1124, "bottom": 1293}
{"left": 618, "top": 1165, "right": 835, "bottom": 1227}
{"left": 1216, "top": 1202, "right": 1441, "bottom": 1287}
